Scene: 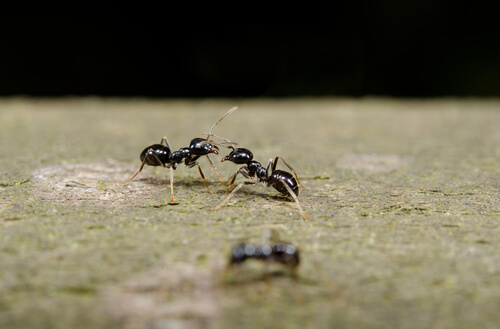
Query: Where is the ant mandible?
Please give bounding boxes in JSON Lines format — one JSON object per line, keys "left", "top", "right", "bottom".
{"left": 121, "top": 106, "right": 238, "bottom": 204}
{"left": 207, "top": 144, "right": 311, "bottom": 220}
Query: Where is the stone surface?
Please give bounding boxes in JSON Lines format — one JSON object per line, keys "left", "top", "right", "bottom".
{"left": 1, "top": 98, "right": 499, "bottom": 329}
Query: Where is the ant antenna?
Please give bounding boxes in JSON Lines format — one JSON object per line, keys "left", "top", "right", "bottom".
{"left": 205, "top": 106, "right": 238, "bottom": 142}
{"left": 199, "top": 139, "right": 239, "bottom": 149}
{"left": 201, "top": 133, "right": 238, "bottom": 144}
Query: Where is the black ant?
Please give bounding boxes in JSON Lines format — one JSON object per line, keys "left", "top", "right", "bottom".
{"left": 121, "top": 107, "right": 238, "bottom": 204}
{"left": 224, "top": 227, "right": 301, "bottom": 282}
{"left": 228, "top": 242, "right": 300, "bottom": 271}
{"left": 205, "top": 144, "right": 311, "bottom": 220}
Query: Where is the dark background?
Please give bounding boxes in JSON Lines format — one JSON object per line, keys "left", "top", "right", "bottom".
{"left": 1, "top": 3, "right": 499, "bottom": 98}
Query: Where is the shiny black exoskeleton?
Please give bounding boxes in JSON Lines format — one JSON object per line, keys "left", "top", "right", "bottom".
{"left": 123, "top": 137, "right": 220, "bottom": 203}
{"left": 139, "top": 137, "right": 219, "bottom": 169}
{"left": 122, "top": 107, "right": 238, "bottom": 203}
{"left": 139, "top": 143, "right": 171, "bottom": 167}
{"left": 141, "top": 138, "right": 219, "bottom": 169}
{"left": 221, "top": 147, "right": 299, "bottom": 197}
{"left": 212, "top": 146, "right": 310, "bottom": 220}
{"left": 229, "top": 242, "right": 300, "bottom": 269}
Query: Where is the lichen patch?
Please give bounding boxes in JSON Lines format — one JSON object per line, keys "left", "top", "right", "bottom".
{"left": 31, "top": 161, "right": 168, "bottom": 207}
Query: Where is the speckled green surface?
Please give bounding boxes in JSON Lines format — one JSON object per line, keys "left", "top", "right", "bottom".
{"left": 1, "top": 98, "right": 499, "bottom": 329}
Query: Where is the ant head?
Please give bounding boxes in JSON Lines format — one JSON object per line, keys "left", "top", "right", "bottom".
{"left": 189, "top": 137, "right": 218, "bottom": 155}
{"left": 221, "top": 147, "right": 253, "bottom": 164}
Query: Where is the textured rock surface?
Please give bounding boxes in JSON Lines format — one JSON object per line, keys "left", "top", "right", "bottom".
{"left": 1, "top": 98, "right": 499, "bottom": 329}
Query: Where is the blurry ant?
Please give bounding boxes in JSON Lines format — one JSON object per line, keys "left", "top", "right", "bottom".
{"left": 227, "top": 226, "right": 300, "bottom": 274}
{"left": 228, "top": 242, "right": 300, "bottom": 271}
{"left": 202, "top": 142, "right": 311, "bottom": 220}
{"left": 121, "top": 107, "right": 238, "bottom": 204}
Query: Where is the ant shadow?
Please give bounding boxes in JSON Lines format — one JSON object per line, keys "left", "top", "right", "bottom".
{"left": 223, "top": 268, "right": 298, "bottom": 285}
{"left": 129, "top": 176, "right": 215, "bottom": 189}
{"left": 130, "top": 176, "right": 291, "bottom": 197}
{"left": 225, "top": 186, "right": 296, "bottom": 202}
{"left": 216, "top": 185, "right": 299, "bottom": 205}
{"left": 123, "top": 176, "right": 297, "bottom": 208}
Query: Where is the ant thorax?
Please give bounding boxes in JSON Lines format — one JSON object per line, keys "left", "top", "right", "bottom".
{"left": 246, "top": 161, "right": 267, "bottom": 179}
{"left": 256, "top": 166, "right": 267, "bottom": 179}
{"left": 171, "top": 148, "right": 189, "bottom": 163}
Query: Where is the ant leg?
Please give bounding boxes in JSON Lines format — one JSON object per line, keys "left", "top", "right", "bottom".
{"left": 121, "top": 148, "right": 165, "bottom": 184}
{"left": 187, "top": 162, "right": 213, "bottom": 193}
{"left": 160, "top": 136, "right": 173, "bottom": 150}
{"left": 265, "top": 158, "right": 273, "bottom": 179}
{"left": 279, "top": 179, "right": 311, "bottom": 221}
{"left": 121, "top": 161, "right": 147, "bottom": 184}
{"left": 272, "top": 156, "right": 308, "bottom": 190}
{"left": 311, "top": 258, "right": 344, "bottom": 298}
{"left": 211, "top": 181, "right": 258, "bottom": 211}
{"left": 221, "top": 171, "right": 241, "bottom": 199}
{"left": 223, "top": 167, "right": 251, "bottom": 198}
{"left": 201, "top": 135, "right": 240, "bottom": 146}
{"left": 205, "top": 154, "right": 224, "bottom": 180}
{"left": 168, "top": 165, "right": 175, "bottom": 204}
{"left": 205, "top": 106, "right": 238, "bottom": 140}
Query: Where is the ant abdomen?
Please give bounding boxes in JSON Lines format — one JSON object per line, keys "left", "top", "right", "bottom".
{"left": 269, "top": 170, "right": 299, "bottom": 197}
{"left": 140, "top": 144, "right": 171, "bottom": 166}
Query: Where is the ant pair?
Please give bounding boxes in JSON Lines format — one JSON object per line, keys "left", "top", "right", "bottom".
{"left": 122, "top": 107, "right": 310, "bottom": 220}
